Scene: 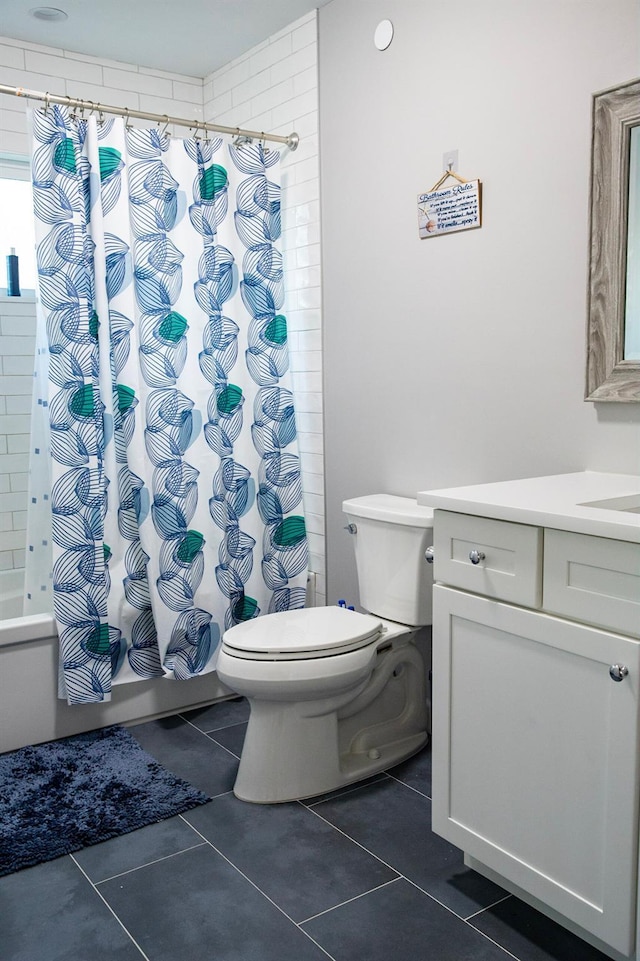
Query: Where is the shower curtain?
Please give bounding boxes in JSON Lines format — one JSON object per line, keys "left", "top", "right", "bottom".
{"left": 29, "top": 105, "right": 308, "bottom": 704}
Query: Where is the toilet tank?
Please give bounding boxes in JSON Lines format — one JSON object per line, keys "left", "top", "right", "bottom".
{"left": 342, "top": 494, "right": 434, "bottom": 627}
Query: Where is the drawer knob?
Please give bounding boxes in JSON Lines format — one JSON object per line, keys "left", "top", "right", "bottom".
{"left": 469, "top": 549, "right": 486, "bottom": 565}
{"left": 609, "top": 664, "right": 629, "bottom": 682}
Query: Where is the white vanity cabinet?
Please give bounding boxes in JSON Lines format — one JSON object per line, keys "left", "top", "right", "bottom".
{"left": 419, "top": 474, "right": 640, "bottom": 961}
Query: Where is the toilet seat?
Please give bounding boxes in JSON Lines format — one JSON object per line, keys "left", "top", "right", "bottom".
{"left": 221, "top": 606, "right": 384, "bottom": 661}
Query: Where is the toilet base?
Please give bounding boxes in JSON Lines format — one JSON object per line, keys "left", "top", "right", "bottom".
{"left": 233, "top": 700, "right": 428, "bottom": 804}
{"left": 232, "top": 636, "right": 430, "bottom": 804}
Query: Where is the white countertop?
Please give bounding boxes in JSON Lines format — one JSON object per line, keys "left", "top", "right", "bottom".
{"left": 417, "top": 471, "right": 640, "bottom": 543}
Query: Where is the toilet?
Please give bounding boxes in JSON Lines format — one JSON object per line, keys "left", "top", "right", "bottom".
{"left": 216, "top": 494, "right": 434, "bottom": 803}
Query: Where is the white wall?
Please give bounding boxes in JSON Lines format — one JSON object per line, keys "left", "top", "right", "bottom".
{"left": 203, "top": 11, "right": 325, "bottom": 603}
{"left": 319, "top": 0, "right": 640, "bottom": 607}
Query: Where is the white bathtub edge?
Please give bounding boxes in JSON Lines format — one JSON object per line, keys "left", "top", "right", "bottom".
{"left": 0, "top": 613, "right": 57, "bottom": 647}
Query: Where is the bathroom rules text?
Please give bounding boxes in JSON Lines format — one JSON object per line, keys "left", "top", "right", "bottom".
{"left": 417, "top": 179, "right": 482, "bottom": 238}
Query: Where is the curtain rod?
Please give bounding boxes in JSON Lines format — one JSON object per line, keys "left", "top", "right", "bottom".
{"left": 0, "top": 82, "right": 300, "bottom": 150}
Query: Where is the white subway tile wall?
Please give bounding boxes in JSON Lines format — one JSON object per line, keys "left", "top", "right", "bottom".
{"left": 0, "top": 12, "right": 325, "bottom": 601}
{"left": 0, "top": 295, "right": 36, "bottom": 572}
{"left": 0, "top": 37, "right": 206, "bottom": 158}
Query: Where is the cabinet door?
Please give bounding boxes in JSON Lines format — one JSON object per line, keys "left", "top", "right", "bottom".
{"left": 432, "top": 585, "right": 640, "bottom": 957}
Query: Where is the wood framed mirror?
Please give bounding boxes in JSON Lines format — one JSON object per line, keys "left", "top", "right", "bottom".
{"left": 585, "top": 77, "right": 640, "bottom": 402}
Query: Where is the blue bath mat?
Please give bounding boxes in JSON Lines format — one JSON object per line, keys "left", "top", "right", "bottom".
{"left": 0, "top": 725, "right": 210, "bottom": 877}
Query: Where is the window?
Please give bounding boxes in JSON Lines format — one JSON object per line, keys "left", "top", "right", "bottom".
{"left": 0, "top": 159, "right": 37, "bottom": 292}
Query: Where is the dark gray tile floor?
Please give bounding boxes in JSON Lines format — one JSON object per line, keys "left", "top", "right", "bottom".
{"left": 1, "top": 697, "right": 612, "bottom": 961}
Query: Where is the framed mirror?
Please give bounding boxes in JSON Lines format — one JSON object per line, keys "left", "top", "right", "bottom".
{"left": 585, "top": 77, "right": 640, "bottom": 402}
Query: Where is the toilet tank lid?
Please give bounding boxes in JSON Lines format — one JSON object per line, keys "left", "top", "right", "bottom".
{"left": 342, "top": 494, "right": 434, "bottom": 528}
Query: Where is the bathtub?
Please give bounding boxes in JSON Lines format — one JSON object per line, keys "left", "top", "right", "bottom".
{"left": 0, "top": 569, "right": 233, "bottom": 754}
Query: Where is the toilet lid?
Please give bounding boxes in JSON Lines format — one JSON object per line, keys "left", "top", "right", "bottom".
{"left": 222, "top": 606, "right": 383, "bottom": 660}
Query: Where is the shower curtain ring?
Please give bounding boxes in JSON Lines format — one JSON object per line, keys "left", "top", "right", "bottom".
{"left": 160, "top": 114, "right": 171, "bottom": 138}
{"left": 124, "top": 106, "right": 132, "bottom": 130}
{"left": 44, "top": 92, "right": 50, "bottom": 114}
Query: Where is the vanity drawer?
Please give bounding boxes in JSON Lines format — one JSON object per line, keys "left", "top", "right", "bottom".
{"left": 433, "top": 511, "right": 542, "bottom": 607}
{"left": 543, "top": 530, "right": 640, "bottom": 637}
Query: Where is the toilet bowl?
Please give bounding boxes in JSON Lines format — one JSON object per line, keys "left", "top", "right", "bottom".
{"left": 217, "top": 494, "right": 434, "bottom": 804}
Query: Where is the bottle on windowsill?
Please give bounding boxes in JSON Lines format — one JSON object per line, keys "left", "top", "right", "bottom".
{"left": 6, "top": 247, "right": 20, "bottom": 296}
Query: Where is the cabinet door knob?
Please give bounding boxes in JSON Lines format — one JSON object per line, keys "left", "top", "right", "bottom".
{"left": 609, "top": 664, "right": 629, "bottom": 682}
{"left": 469, "top": 549, "right": 486, "bottom": 565}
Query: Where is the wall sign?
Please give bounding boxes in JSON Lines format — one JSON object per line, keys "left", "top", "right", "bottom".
{"left": 418, "top": 174, "right": 482, "bottom": 239}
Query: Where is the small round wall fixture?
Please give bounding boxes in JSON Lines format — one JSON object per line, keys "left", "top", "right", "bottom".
{"left": 374, "top": 19, "right": 394, "bottom": 51}
{"left": 29, "top": 7, "right": 68, "bottom": 21}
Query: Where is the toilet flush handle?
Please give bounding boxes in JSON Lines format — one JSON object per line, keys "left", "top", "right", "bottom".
{"left": 344, "top": 523, "right": 357, "bottom": 535}
{"left": 425, "top": 546, "right": 435, "bottom": 564}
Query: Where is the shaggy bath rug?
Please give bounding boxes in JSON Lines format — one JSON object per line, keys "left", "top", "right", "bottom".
{"left": 0, "top": 725, "right": 210, "bottom": 876}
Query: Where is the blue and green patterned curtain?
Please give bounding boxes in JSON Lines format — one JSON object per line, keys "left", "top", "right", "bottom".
{"left": 30, "top": 106, "right": 308, "bottom": 704}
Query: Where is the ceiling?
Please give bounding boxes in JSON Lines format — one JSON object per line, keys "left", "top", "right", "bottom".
{"left": 0, "top": 0, "right": 332, "bottom": 78}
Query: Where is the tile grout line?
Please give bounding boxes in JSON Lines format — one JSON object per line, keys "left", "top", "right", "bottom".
{"left": 304, "top": 774, "right": 391, "bottom": 807}
{"left": 207, "top": 736, "right": 242, "bottom": 760}
{"left": 182, "top": 818, "right": 339, "bottom": 961}
{"left": 384, "top": 771, "right": 432, "bottom": 801}
{"left": 91, "top": 841, "right": 208, "bottom": 884}
{"left": 206, "top": 788, "right": 237, "bottom": 800}
{"left": 70, "top": 854, "right": 152, "bottom": 961}
{"left": 177, "top": 706, "right": 247, "bottom": 736}
{"left": 298, "top": 876, "right": 402, "bottom": 925}
{"left": 465, "top": 892, "right": 513, "bottom": 921}
{"left": 304, "top": 803, "right": 407, "bottom": 878}
{"left": 402, "top": 875, "right": 522, "bottom": 961}
{"left": 461, "top": 920, "right": 522, "bottom": 961}
{"left": 177, "top": 714, "right": 244, "bottom": 760}
{"left": 305, "top": 801, "right": 522, "bottom": 960}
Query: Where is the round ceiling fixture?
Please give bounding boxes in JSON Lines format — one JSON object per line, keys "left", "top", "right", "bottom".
{"left": 29, "top": 7, "right": 68, "bottom": 21}
{"left": 374, "top": 20, "right": 394, "bottom": 51}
